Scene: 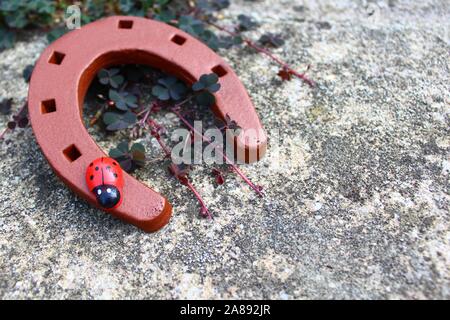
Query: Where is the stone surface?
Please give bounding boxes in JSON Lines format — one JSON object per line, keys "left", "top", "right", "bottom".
{"left": 0, "top": 0, "right": 449, "bottom": 299}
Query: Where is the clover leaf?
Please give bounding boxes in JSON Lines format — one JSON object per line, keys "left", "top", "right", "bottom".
{"left": 152, "top": 76, "right": 187, "bottom": 101}
{"left": 178, "top": 15, "right": 205, "bottom": 37}
{"left": 109, "top": 141, "right": 130, "bottom": 158}
{"left": 196, "top": 0, "right": 230, "bottom": 12}
{"left": 195, "top": 91, "right": 216, "bottom": 107}
{"left": 258, "top": 33, "right": 285, "bottom": 48}
{"left": 219, "top": 35, "right": 243, "bottom": 49}
{"left": 0, "top": 98, "right": 13, "bottom": 115}
{"left": 177, "top": 15, "right": 222, "bottom": 50}
{"left": 237, "top": 14, "right": 259, "bottom": 31}
{"left": 154, "top": 9, "right": 176, "bottom": 23}
{"left": 200, "top": 29, "right": 220, "bottom": 51}
{"left": 119, "top": 0, "right": 134, "bottom": 13}
{"left": 102, "top": 111, "right": 137, "bottom": 131}
{"left": 98, "top": 68, "right": 124, "bottom": 88}
{"left": 0, "top": 28, "right": 15, "bottom": 50}
{"left": 109, "top": 89, "right": 138, "bottom": 110}
{"left": 192, "top": 73, "right": 220, "bottom": 92}
{"left": 5, "top": 11, "right": 27, "bottom": 28}
{"left": 109, "top": 141, "right": 146, "bottom": 172}
{"left": 22, "top": 65, "right": 34, "bottom": 83}
{"left": 47, "top": 27, "right": 67, "bottom": 43}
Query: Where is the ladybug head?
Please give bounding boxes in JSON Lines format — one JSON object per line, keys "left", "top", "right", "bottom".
{"left": 93, "top": 185, "right": 121, "bottom": 209}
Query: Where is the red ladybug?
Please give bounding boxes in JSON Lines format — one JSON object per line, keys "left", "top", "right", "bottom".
{"left": 85, "top": 157, "right": 124, "bottom": 209}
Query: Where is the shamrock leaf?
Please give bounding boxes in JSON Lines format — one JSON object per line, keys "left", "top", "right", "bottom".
{"left": 102, "top": 111, "right": 137, "bottom": 131}
{"left": 219, "top": 35, "right": 243, "bottom": 49}
{"left": 0, "top": 1, "right": 20, "bottom": 11}
{"left": 178, "top": 15, "right": 205, "bottom": 37}
{"left": 258, "top": 33, "right": 285, "bottom": 48}
{"left": 119, "top": 0, "right": 134, "bottom": 13}
{"left": 154, "top": 10, "right": 176, "bottom": 23}
{"left": 22, "top": 65, "right": 34, "bottom": 83}
{"left": 154, "top": 0, "right": 171, "bottom": 8}
{"left": 192, "top": 73, "right": 221, "bottom": 107}
{"left": 192, "top": 73, "right": 220, "bottom": 92}
{"left": 237, "top": 14, "right": 259, "bottom": 31}
{"left": 200, "top": 29, "right": 220, "bottom": 51}
{"left": 109, "top": 141, "right": 146, "bottom": 172}
{"left": 195, "top": 91, "right": 216, "bottom": 107}
{"left": 0, "top": 28, "right": 15, "bottom": 50}
{"left": 98, "top": 68, "right": 124, "bottom": 88}
{"left": 109, "top": 141, "right": 130, "bottom": 158}
{"left": 152, "top": 76, "right": 187, "bottom": 101}
{"left": 82, "top": 0, "right": 106, "bottom": 23}
{"left": 0, "top": 98, "right": 13, "bottom": 115}
{"left": 196, "top": 0, "right": 230, "bottom": 12}
{"left": 109, "top": 89, "right": 138, "bottom": 110}
{"left": 47, "top": 27, "right": 67, "bottom": 43}
{"left": 5, "top": 11, "right": 27, "bottom": 28}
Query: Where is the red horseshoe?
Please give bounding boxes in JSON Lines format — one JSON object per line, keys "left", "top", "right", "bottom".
{"left": 28, "top": 16, "right": 267, "bottom": 232}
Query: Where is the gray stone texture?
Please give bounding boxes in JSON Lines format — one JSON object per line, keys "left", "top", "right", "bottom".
{"left": 0, "top": 0, "right": 449, "bottom": 299}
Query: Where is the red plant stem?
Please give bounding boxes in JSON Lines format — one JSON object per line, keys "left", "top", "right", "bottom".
{"left": 89, "top": 99, "right": 115, "bottom": 126}
{"left": 185, "top": 180, "right": 212, "bottom": 219}
{"left": 145, "top": 116, "right": 212, "bottom": 218}
{"left": 136, "top": 108, "right": 149, "bottom": 117}
{"left": 0, "top": 127, "right": 9, "bottom": 140}
{"left": 146, "top": 118, "right": 172, "bottom": 158}
{"left": 171, "top": 107, "right": 264, "bottom": 197}
{"left": 206, "top": 20, "right": 315, "bottom": 87}
{"left": 141, "top": 107, "right": 151, "bottom": 125}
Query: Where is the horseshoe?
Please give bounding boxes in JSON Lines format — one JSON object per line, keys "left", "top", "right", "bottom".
{"left": 28, "top": 16, "right": 267, "bottom": 232}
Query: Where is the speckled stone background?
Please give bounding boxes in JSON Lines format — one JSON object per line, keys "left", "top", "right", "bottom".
{"left": 0, "top": 0, "right": 449, "bottom": 299}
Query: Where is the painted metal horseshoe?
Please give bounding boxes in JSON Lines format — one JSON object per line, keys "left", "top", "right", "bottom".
{"left": 28, "top": 16, "right": 267, "bottom": 232}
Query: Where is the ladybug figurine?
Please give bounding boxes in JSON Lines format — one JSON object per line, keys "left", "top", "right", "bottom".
{"left": 85, "top": 157, "right": 124, "bottom": 209}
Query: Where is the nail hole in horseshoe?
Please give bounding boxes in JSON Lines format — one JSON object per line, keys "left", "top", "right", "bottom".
{"left": 63, "top": 144, "right": 82, "bottom": 162}
{"left": 212, "top": 64, "right": 228, "bottom": 77}
{"left": 41, "top": 99, "right": 56, "bottom": 114}
{"left": 48, "top": 51, "right": 65, "bottom": 65}
{"left": 118, "top": 20, "right": 133, "bottom": 29}
{"left": 171, "top": 34, "right": 186, "bottom": 46}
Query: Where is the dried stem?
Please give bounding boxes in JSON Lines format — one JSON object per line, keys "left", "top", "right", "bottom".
{"left": 0, "top": 103, "right": 28, "bottom": 141}
{"left": 206, "top": 20, "right": 315, "bottom": 87}
{"left": 171, "top": 106, "right": 264, "bottom": 197}
{"left": 142, "top": 112, "right": 212, "bottom": 218}
{"left": 185, "top": 179, "right": 212, "bottom": 219}
{"left": 146, "top": 118, "right": 172, "bottom": 158}
{"left": 0, "top": 127, "right": 9, "bottom": 140}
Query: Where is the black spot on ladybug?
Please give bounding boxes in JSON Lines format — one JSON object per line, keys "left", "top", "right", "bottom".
{"left": 90, "top": 175, "right": 94, "bottom": 180}
{"left": 106, "top": 166, "right": 111, "bottom": 171}
{"left": 113, "top": 162, "right": 117, "bottom": 166}
{"left": 114, "top": 173, "right": 118, "bottom": 178}
{"left": 95, "top": 166, "right": 99, "bottom": 171}
{"left": 90, "top": 163, "right": 93, "bottom": 167}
